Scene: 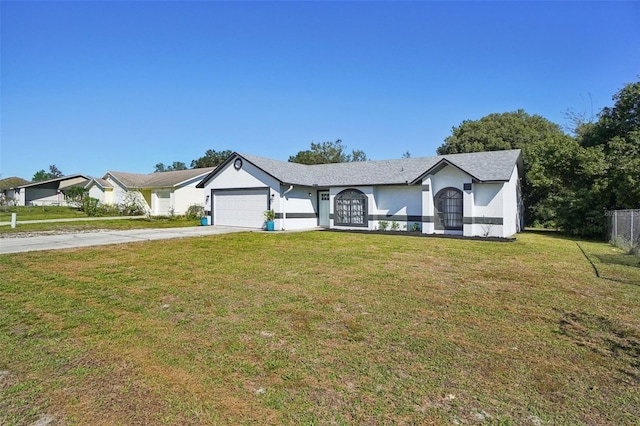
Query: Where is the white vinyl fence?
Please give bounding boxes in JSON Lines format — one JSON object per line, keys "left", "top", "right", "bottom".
{"left": 607, "top": 209, "right": 640, "bottom": 254}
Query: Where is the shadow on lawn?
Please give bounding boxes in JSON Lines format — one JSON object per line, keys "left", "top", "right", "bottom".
{"left": 594, "top": 253, "right": 640, "bottom": 269}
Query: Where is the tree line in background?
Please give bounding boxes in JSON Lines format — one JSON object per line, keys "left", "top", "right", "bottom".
{"left": 31, "top": 78, "right": 638, "bottom": 238}
{"left": 153, "top": 139, "right": 369, "bottom": 172}
{"left": 154, "top": 149, "right": 234, "bottom": 172}
{"left": 32, "top": 165, "right": 63, "bottom": 182}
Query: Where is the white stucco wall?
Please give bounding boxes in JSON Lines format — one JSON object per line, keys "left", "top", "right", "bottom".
{"left": 172, "top": 185, "right": 206, "bottom": 216}
{"left": 466, "top": 183, "right": 504, "bottom": 237}
{"left": 88, "top": 185, "right": 105, "bottom": 202}
{"left": 205, "top": 159, "right": 280, "bottom": 190}
{"left": 501, "top": 166, "right": 521, "bottom": 237}
{"left": 279, "top": 186, "right": 318, "bottom": 230}
{"left": 373, "top": 185, "right": 422, "bottom": 230}
{"left": 104, "top": 177, "right": 128, "bottom": 205}
{"left": 429, "top": 165, "right": 468, "bottom": 196}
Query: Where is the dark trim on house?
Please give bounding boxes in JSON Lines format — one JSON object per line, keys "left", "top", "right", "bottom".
{"left": 411, "top": 159, "right": 482, "bottom": 185}
{"left": 211, "top": 186, "right": 271, "bottom": 192}
{"left": 371, "top": 214, "right": 422, "bottom": 222}
{"left": 210, "top": 188, "right": 215, "bottom": 225}
{"left": 276, "top": 212, "right": 318, "bottom": 219}
{"left": 325, "top": 214, "right": 504, "bottom": 226}
{"left": 463, "top": 217, "right": 503, "bottom": 225}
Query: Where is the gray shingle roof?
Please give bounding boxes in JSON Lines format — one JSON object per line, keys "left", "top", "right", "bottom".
{"left": 237, "top": 149, "right": 521, "bottom": 187}
{"left": 85, "top": 178, "right": 113, "bottom": 189}
{"left": 106, "top": 167, "right": 216, "bottom": 189}
{"left": 17, "top": 174, "right": 89, "bottom": 188}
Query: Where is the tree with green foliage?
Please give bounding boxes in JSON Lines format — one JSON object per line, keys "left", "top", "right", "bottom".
{"left": 437, "top": 110, "right": 578, "bottom": 227}
{"left": 154, "top": 162, "right": 187, "bottom": 173}
{"left": 32, "top": 165, "right": 63, "bottom": 182}
{"left": 288, "top": 140, "right": 367, "bottom": 164}
{"left": 190, "top": 149, "right": 233, "bottom": 168}
{"left": 578, "top": 78, "right": 640, "bottom": 210}
{"left": 63, "top": 186, "right": 89, "bottom": 208}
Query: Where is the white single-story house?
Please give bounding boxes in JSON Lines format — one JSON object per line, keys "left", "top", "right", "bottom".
{"left": 14, "top": 174, "right": 89, "bottom": 206}
{"left": 197, "top": 149, "right": 524, "bottom": 238}
{"left": 85, "top": 167, "right": 215, "bottom": 216}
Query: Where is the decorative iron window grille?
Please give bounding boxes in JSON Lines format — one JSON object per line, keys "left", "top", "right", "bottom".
{"left": 334, "top": 189, "right": 367, "bottom": 226}
{"left": 435, "top": 188, "right": 463, "bottom": 230}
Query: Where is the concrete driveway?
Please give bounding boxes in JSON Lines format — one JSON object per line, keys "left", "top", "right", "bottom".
{"left": 0, "top": 226, "right": 252, "bottom": 255}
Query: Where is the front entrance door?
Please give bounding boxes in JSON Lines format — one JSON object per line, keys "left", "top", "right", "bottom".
{"left": 319, "top": 191, "right": 330, "bottom": 227}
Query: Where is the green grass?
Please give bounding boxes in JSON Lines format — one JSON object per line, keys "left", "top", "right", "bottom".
{"left": 1, "top": 231, "right": 638, "bottom": 425}
{"left": 0, "top": 205, "right": 90, "bottom": 221}
{"left": 0, "top": 217, "right": 201, "bottom": 234}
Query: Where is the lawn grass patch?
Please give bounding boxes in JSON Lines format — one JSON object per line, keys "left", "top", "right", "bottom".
{"left": 0, "top": 216, "right": 201, "bottom": 235}
{"left": 1, "top": 231, "right": 638, "bottom": 424}
{"left": 576, "top": 239, "right": 640, "bottom": 285}
{"left": 0, "top": 205, "right": 88, "bottom": 221}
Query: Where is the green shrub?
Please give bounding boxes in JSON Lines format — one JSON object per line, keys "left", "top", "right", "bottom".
{"left": 81, "top": 197, "right": 101, "bottom": 217}
{"left": 611, "top": 235, "right": 640, "bottom": 257}
{"left": 64, "top": 187, "right": 88, "bottom": 208}
{"left": 186, "top": 204, "right": 205, "bottom": 220}
{"left": 119, "top": 193, "right": 147, "bottom": 216}
{"left": 378, "top": 221, "right": 388, "bottom": 231}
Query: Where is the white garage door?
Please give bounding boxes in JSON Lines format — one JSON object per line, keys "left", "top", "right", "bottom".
{"left": 213, "top": 189, "right": 268, "bottom": 228}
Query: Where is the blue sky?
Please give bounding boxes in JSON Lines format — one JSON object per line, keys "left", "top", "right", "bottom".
{"left": 1, "top": 1, "right": 639, "bottom": 180}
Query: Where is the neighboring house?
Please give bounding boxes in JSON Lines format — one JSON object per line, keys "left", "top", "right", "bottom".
{"left": 197, "top": 150, "right": 524, "bottom": 238}
{"left": 0, "top": 177, "right": 31, "bottom": 205}
{"left": 14, "top": 175, "right": 89, "bottom": 206}
{"left": 85, "top": 167, "right": 216, "bottom": 216}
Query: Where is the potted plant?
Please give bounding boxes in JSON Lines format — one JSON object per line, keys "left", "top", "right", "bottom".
{"left": 264, "top": 209, "right": 275, "bottom": 231}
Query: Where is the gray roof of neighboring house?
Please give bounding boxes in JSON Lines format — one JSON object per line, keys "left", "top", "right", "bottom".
{"left": 17, "top": 174, "right": 90, "bottom": 189}
{"left": 224, "top": 149, "right": 522, "bottom": 187}
{"left": 85, "top": 178, "right": 113, "bottom": 189}
{"left": 105, "top": 167, "right": 216, "bottom": 189}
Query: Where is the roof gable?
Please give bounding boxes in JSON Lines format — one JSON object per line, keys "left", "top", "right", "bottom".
{"left": 105, "top": 167, "right": 215, "bottom": 189}
{"left": 85, "top": 178, "right": 113, "bottom": 190}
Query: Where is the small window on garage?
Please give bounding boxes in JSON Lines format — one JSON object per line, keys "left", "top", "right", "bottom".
{"left": 334, "top": 189, "right": 367, "bottom": 227}
{"left": 434, "top": 187, "right": 463, "bottom": 230}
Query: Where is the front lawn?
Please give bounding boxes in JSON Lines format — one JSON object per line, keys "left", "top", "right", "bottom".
{"left": 0, "top": 216, "right": 202, "bottom": 235}
{"left": 0, "top": 205, "right": 89, "bottom": 221}
{"left": 0, "top": 231, "right": 638, "bottom": 425}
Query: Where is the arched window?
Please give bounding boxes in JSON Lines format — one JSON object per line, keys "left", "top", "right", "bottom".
{"left": 334, "top": 189, "right": 367, "bottom": 227}
{"left": 434, "top": 188, "right": 463, "bottom": 230}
